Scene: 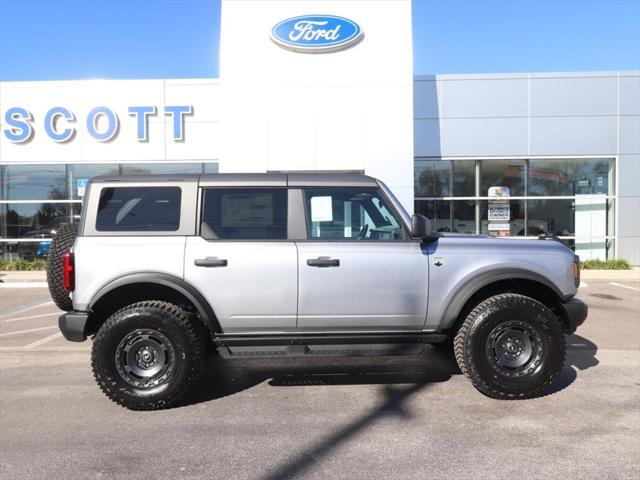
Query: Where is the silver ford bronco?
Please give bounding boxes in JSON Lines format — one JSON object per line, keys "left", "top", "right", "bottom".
{"left": 49, "top": 173, "right": 587, "bottom": 410}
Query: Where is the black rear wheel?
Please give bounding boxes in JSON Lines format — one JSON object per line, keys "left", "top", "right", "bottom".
{"left": 91, "top": 301, "right": 205, "bottom": 410}
{"left": 454, "top": 293, "right": 565, "bottom": 399}
{"left": 46, "top": 223, "right": 78, "bottom": 311}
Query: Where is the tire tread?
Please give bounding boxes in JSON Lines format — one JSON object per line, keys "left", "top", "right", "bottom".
{"left": 91, "top": 300, "right": 205, "bottom": 410}
{"left": 46, "top": 223, "right": 78, "bottom": 311}
{"left": 453, "top": 293, "right": 566, "bottom": 399}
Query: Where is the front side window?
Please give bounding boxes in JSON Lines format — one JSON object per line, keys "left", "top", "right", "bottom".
{"left": 201, "top": 188, "right": 287, "bottom": 240}
{"left": 304, "top": 188, "right": 405, "bottom": 240}
{"left": 95, "top": 187, "right": 181, "bottom": 231}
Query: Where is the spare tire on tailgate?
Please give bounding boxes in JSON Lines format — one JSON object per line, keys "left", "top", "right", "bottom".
{"left": 46, "top": 223, "right": 78, "bottom": 311}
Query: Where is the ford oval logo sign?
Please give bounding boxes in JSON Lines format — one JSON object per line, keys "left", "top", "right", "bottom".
{"left": 271, "top": 15, "right": 364, "bottom": 53}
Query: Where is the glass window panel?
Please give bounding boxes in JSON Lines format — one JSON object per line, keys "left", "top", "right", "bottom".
{"left": 414, "top": 160, "right": 450, "bottom": 197}
{"left": 527, "top": 199, "right": 575, "bottom": 236}
{"left": 69, "top": 164, "right": 119, "bottom": 198}
{"left": 120, "top": 163, "right": 203, "bottom": 175}
{"left": 203, "top": 163, "right": 219, "bottom": 173}
{"left": 96, "top": 187, "right": 181, "bottom": 231}
{"left": 452, "top": 200, "right": 477, "bottom": 234}
{"left": 2, "top": 164, "right": 67, "bottom": 200}
{"left": 201, "top": 188, "right": 288, "bottom": 240}
{"left": 1, "top": 203, "right": 70, "bottom": 239}
{"left": 304, "top": 188, "right": 405, "bottom": 240}
{"left": 480, "top": 200, "right": 526, "bottom": 236}
{"left": 528, "top": 158, "right": 614, "bottom": 196}
{"left": 415, "top": 200, "right": 452, "bottom": 232}
{"left": 480, "top": 159, "right": 525, "bottom": 197}
{"left": 452, "top": 160, "right": 476, "bottom": 197}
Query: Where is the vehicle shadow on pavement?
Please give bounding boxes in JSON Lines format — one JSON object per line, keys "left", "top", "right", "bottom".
{"left": 544, "top": 333, "right": 599, "bottom": 396}
{"left": 187, "top": 345, "right": 459, "bottom": 406}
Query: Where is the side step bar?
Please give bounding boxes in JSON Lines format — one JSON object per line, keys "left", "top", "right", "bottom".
{"left": 213, "top": 332, "right": 447, "bottom": 348}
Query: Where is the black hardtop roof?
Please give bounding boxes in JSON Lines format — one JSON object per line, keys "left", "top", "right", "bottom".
{"left": 90, "top": 172, "right": 378, "bottom": 187}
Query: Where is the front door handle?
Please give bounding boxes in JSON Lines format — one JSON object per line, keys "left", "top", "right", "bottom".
{"left": 307, "top": 257, "right": 340, "bottom": 267}
{"left": 194, "top": 257, "right": 228, "bottom": 267}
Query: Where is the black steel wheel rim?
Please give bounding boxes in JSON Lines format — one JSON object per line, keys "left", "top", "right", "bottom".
{"left": 486, "top": 320, "right": 544, "bottom": 378}
{"left": 115, "top": 328, "right": 176, "bottom": 389}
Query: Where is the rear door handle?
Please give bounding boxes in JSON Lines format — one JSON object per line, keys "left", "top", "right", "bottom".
{"left": 307, "top": 257, "right": 340, "bottom": 267}
{"left": 194, "top": 257, "right": 228, "bottom": 267}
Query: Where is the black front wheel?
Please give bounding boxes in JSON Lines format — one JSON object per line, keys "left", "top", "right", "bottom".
{"left": 454, "top": 293, "right": 566, "bottom": 399}
{"left": 91, "top": 301, "right": 205, "bottom": 410}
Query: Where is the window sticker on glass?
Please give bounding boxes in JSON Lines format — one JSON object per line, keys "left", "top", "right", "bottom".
{"left": 311, "top": 196, "right": 333, "bottom": 222}
{"left": 221, "top": 194, "right": 274, "bottom": 227}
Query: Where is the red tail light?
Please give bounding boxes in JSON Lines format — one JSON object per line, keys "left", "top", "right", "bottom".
{"left": 63, "top": 252, "right": 75, "bottom": 291}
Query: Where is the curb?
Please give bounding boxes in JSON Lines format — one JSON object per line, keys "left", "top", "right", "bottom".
{"left": 0, "top": 271, "right": 47, "bottom": 283}
{"left": 580, "top": 269, "right": 640, "bottom": 281}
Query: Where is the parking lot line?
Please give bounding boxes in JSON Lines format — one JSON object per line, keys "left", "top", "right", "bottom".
{"left": 23, "top": 332, "right": 63, "bottom": 350}
{"left": 608, "top": 282, "right": 640, "bottom": 292}
{"left": 3, "top": 312, "right": 59, "bottom": 323}
{"left": 0, "top": 325, "right": 58, "bottom": 337}
{"left": 0, "top": 300, "right": 53, "bottom": 318}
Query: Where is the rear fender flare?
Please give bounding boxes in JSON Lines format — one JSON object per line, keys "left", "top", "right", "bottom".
{"left": 88, "top": 272, "right": 221, "bottom": 334}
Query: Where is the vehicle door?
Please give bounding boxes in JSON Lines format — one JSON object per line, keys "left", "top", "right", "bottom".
{"left": 184, "top": 187, "right": 298, "bottom": 333}
{"left": 296, "top": 187, "right": 429, "bottom": 332}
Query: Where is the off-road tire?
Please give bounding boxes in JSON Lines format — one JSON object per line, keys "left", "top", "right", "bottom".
{"left": 454, "top": 293, "right": 565, "bottom": 399}
{"left": 91, "top": 301, "right": 205, "bottom": 410}
{"left": 46, "top": 223, "right": 78, "bottom": 311}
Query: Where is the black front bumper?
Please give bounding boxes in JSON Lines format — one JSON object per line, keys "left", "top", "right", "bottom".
{"left": 58, "top": 311, "right": 89, "bottom": 342}
{"left": 559, "top": 298, "right": 588, "bottom": 333}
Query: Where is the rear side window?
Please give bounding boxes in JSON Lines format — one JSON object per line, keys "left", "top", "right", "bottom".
{"left": 201, "top": 188, "right": 287, "bottom": 240}
{"left": 96, "top": 187, "right": 181, "bottom": 231}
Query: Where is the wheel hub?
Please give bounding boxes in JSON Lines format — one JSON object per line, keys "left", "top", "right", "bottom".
{"left": 486, "top": 321, "right": 544, "bottom": 378}
{"left": 115, "top": 329, "right": 176, "bottom": 389}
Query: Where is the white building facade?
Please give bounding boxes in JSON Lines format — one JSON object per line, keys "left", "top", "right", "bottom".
{"left": 0, "top": 0, "right": 638, "bottom": 263}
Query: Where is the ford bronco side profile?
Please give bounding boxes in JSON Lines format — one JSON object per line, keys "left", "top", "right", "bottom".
{"left": 48, "top": 173, "right": 587, "bottom": 410}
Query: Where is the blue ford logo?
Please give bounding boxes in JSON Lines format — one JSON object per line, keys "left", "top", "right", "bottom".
{"left": 271, "top": 15, "right": 364, "bottom": 53}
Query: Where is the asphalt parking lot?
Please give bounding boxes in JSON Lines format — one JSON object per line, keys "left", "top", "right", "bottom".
{"left": 1, "top": 280, "right": 639, "bottom": 479}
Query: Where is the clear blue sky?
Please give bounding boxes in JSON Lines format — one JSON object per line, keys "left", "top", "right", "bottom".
{"left": 0, "top": 0, "right": 638, "bottom": 81}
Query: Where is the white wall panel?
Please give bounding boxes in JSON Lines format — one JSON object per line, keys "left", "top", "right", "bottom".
{"left": 619, "top": 116, "right": 640, "bottom": 154}
{"left": 616, "top": 237, "right": 640, "bottom": 265}
{"left": 531, "top": 75, "right": 618, "bottom": 117}
{"left": 413, "top": 119, "right": 442, "bottom": 157}
{"left": 438, "top": 78, "right": 528, "bottom": 118}
{"left": 439, "top": 117, "right": 528, "bottom": 157}
{"left": 220, "top": 0, "right": 414, "bottom": 210}
{"left": 617, "top": 154, "right": 640, "bottom": 198}
{"left": 531, "top": 116, "right": 617, "bottom": 156}
{"left": 165, "top": 122, "right": 222, "bottom": 161}
{"left": 619, "top": 74, "right": 640, "bottom": 116}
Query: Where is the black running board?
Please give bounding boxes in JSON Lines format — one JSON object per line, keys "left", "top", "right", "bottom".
{"left": 213, "top": 332, "right": 447, "bottom": 348}
{"left": 220, "top": 343, "right": 426, "bottom": 359}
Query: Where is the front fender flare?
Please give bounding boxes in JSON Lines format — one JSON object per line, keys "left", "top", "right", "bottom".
{"left": 438, "top": 268, "right": 566, "bottom": 330}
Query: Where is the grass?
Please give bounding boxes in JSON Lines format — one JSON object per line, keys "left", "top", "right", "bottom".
{"left": 581, "top": 258, "right": 632, "bottom": 270}
{"left": 0, "top": 259, "right": 48, "bottom": 271}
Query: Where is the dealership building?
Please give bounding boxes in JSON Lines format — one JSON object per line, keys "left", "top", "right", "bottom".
{"left": 1, "top": 1, "right": 639, "bottom": 263}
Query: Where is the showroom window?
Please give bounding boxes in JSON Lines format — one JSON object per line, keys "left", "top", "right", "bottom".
{"left": 414, "top": 158, "right": 616, "bottom": 259}
{"left": 0, "top": 162, "right": 219, "bottom": 259}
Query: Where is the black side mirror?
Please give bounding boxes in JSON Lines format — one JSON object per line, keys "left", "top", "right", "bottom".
{"left": 412, "top": 214, "right": 440, "bottom": 243}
